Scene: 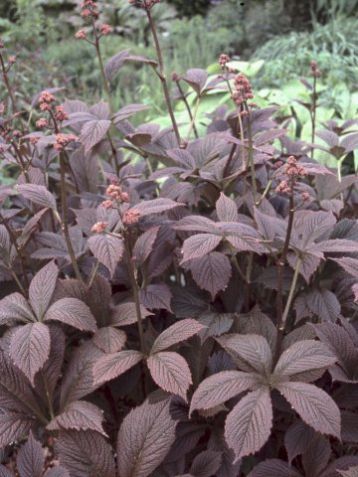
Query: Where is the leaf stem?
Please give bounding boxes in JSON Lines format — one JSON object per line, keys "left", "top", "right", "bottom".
{"left": 175, "top": 79, "right": 198, "bottom": 138}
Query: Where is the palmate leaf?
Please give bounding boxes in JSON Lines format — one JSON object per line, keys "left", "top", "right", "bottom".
{"left": 151, "top": 318, "right": 205, "bottom": 354}
{"left": 56, "top": 430, "right": 116, "bottom": 477}
{"left": 117, "top": 397, "right": 177, "bottom": 477}
{"left": 0, "top": 293, "right": 35, "bottom": 326}
{"left": 274, "top": 340, "right": 337, "bottom": 378}
{"left": 140, "top": 283, "right": 172, "bottom": 311}
{"left": 190, "top": 370, "right": 259, "bottom": 415}
{"left": 181, "top": 234, "right": 222, "bottom": 263}
{"left": 43, "top": 467, "right": 70, "bottom": 477}
{"left": 276, "top": 381, "right": 341, "bottom": 439}
{"left": 79, "top": 119, "right": 111, "bottom": 153}
{"left": 188, "top": 252, "right": 232, "bottom": 299}
{"left": 92, "top": 327, "right": 127, "bottom": 353}
{"left": 16, "top": 431, "right": 44, "bottom": 477}
{"left": 17, "top": 184, "right": 57, "bottom": 210}
{"left": 47, "top": 401, "right": 105, "bottom": 436}
{"left": 28, "top": 261, "right": 58, "bottom": 319}
{"left": 88, "top": 233, "right": 124, "bottom": 277}
{"left": 110, "top": 302, "right": 153, "bottom": 327}
{"left": 190, "top": 450, "right": 222, "bottom": 477}
{"left": 0, "top": 465, "right": 14, "bottom": 477}
{"left": 284, "top": 420, "right": 316, "bottom": 464}
{"left": 248, "top": 459, "right": 302, "bottom": 477}
{"left": 225, "top": 387, "right": 273, "bottom": 461}
{"left": 0, "top": 412, "right": 34, "bottom": 449}
{"left": 60, "top": 341, "right": 104, "bottom": 407}
{"left": 133, "top": 226, "right": 160, "bottom": 265}
{"left": 93, "top": 349, "right": 143, "bottom": 385}
{"left": 44, "top": 297, "right": 97, "bottom": 332}
{"left": 217, "top": 334, "right": 273, "bottom": 375}
{"left": 216, "top": 193, "right": 238, "bottom": 222}
{"left": 147, "top": 352, "right": 192, "bottom": 401}
{"left": 338, "top": 467, "right": 358, "bottom": 477}
{"left": 302, "top": 435, "right": 331, "bottom": 477}
{"left": 10, "top": 322, "right": 51, "bottom": 384}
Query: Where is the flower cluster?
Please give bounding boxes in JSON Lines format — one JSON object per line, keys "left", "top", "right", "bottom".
{"left": 75, "top": 29, "right": 87, "bottom": 40}
{"left": 310, "top": 60, "right": 322, "bottom": 78}
{"left": 122, "top": 209, "right": 141, "bottom": 225}
{"left": 55, "top": 106, "right": 68, "bottom": 122}
{"left": 91, "top": 221, "right": 108, "bottom": 234}
{"left": 219, "top": 53, "right": 230, "bottom": 68}
{"left": 284, "top": 156, "right": 307, "bottom": 177}
{"left": 232, "top": 73, "right": 254, "bottom": 106}
{"left": 80, "top": 0, "right": 99, "bottom": 19}
{"left": 98, "top": 24, "right": 113, "bottom": 36}
{"left": 128, "top": 0, "right": 161, "bottom": 9}
{"left": 53, "top": 133, "right": 78, "bottom": 151}
{"left": 39, "top": 91, "right": 56, "bottom": 111}
{"left": 36, "top": 118, "right": 48, "bottom": 129}
{"left": 101, "top": 184, "right": 130, "bottom": 209}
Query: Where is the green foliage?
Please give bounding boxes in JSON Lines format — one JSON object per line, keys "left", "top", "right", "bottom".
{"left": 166, "top": 0, "right": 211, "bottom": 17}
{"left": 254, "top": 17, "right": 358, "bottom": 89}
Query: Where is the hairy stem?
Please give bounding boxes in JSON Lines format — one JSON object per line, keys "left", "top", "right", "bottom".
{"left": 147, "top": 9, "right": 181, "bottom": 146}
{"left": 185, "top": 95, "right": 200, "bottom": 142}
{"left": 245, "top": 105, "right": 257, "bottom": 198}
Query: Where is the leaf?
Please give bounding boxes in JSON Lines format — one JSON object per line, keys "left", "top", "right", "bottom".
{"left": 302, "top": 436, "right": 331, "bottom": 477}
{"left": 29, "top": 261, "right": 58, "bottom": 319}
{"left": 0, "top": 412, "right": 33, "bottom": 449}
{"left": 56, "top": 430, "right": 115, "bottom": 477}
{"left": 147, "top": 352, "right": 192, "bottom": 400}
{"left": 140, "top": 284, "right": 172, "bottom": 311}
{"left": 16, "top": 431, "right": 44, "bottom": 477}
{"left": 43, "top": 468, "right": 70, "bottom": 477}
{"left": 182, "top": 68, "right": 208, "bottom": 95}
{"left": 190, "top": 450, "right": 222, "bottom": 477}
{"left": 133, "top": 226, "right": 159, "bottom": 265}
{"left": 284, "top": 420, "right": 316, "bottom": 464}
{"left": 274, "top": 340, "right": 337, "bottom": 377}
{"left": 93, "top": 350, "right": 143, "bottom": 385}
{"left": 104, "top": 49, "right": 130, "bottom": 81}
{"left": 331, "top": 257, "right": 358, "bottom": 278}
{"left": 113, "top": 104, "right": 149, "bottom": 123}
{"left": 217, "top": 334, "right": 273, "bottom": 374}
{"left": 248, "top": 459, "right": 302, "bottom": 477}
{"left": 93, "top": 327, "right": 127, "bottom": 353}
{"left": 17, "top": 184, "right": 57, "bottom": 210}
{"left": 110, "top": 302, "right": 153, "bottom": 327}
{"left": 175, "top": 216, "right": 217, "bottom": 233}
{"left": 0, "top": 465, "right": 14, "bottom": 477}
{"left": 10, "top": 323, "right": 51, "bottom": 384}
{"left": 45, "top": 298, "right": 97, "bottom": 332}
{"left": 338, "top": 467, "right": 358, "bottom": 477}
{"left": 190, "top": 371, "right": 259, "bottom": 415}
{"left": 216, "top": 193, "right": 239, "bottom": 222}
{"left": 276, "top": 382, "right": 341, "bottom": 439}
{"left": 79, "top": 119, "right": 111, "bottom": 153}
{"left": 131, "top": 198, "right": 181, "bottom": 217}
{"left": 225, "top": 388, "right": 273, "bottom": 461}
{"left": 198, "top": 312, "right": 234, "bottom": 343}
{"left": 181, "top": 234, "right": 222, "bottom": 262}
{"left": 314, "top": 239, "right": 358, "bottom": 254}
{"left": 47, "top": 401, "right": 105, "bottom": 435}
{"left": 117, "top": 397, "right": 177, "bottom": 477}
{"left": 151, "top": 318, "right": 205, "bottom": 354}
{"left": 0, "top": 292, "right": 35, "bottom": 325}
{"left": 60, "top": 342, "right": 103, "bottom": 407}
{"left": 88, "top": 234, "right": 124, "bottom": 277}
{"left": 189, "top": 252, "right": 232, "bottom": 299}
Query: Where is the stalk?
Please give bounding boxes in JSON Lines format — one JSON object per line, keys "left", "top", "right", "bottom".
{"left": 124, "top": 238, "right": 145, "bottom": 354}
{"left": 275, "top": 187, "right": 296, "bottom": 360}
{"left": 311, "top": 74, "right": 317, "bottom": 159}
{"left": 59, "top": 152, "right": 84, "bottom": 284}
{"left": 146, "top": 9, "right": 181, "bottom": 146}
{"left": 175, "top": 79, "right": 198, "bottom": 138}
{"left": 0, "top": 52, "right": 18, "bottom": 114}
